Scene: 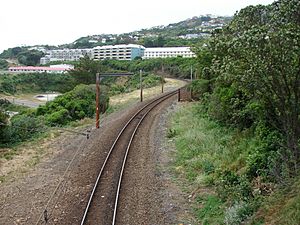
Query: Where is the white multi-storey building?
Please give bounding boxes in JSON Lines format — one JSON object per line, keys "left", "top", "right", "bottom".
{"left": 40, "top": 48, "right": 92, "bottom": 64}
{"left": 93, "top": 44, "right": 145, "bottom": 61}
{"left": 143, "top": 47, "right": 195, "bottom": 59}
{"left": 39, "top": 45, "right": 196, "bottom": 64}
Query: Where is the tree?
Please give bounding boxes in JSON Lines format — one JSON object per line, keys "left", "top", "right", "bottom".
{"left": 0, "top": 110, "right": 9, "bottom": 143}
{"left": 0, "top": 59, "right": 8, "bottom": 70}
{"left": 17, "top": 50, "right": 44, "bottom": 66}
{"left": 68, "top": 55, "right": 102, "bottom": 85}
{"left": 197, "top": 0, "right": 300, "bottom": 168}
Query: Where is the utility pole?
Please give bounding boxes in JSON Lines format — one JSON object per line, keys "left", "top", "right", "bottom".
{"left": 190, "top": 66, "right": 193, "bottom": 100}
{"left": 140, "top": 70, "right": 143, "bottom": 102}
{"left": 96, "top": 73, "right": 100, "bottom": 129}
{"left": 161, "top": 74, "right": 164, "bottom": 93}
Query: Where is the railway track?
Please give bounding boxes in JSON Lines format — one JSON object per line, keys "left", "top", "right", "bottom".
{"left": 80, "top": 90, "right": 178, "bottom": 225}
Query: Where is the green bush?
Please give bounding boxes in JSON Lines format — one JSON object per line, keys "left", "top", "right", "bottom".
{"left": 189, "top": 79, "right": 210, "bottom": 99}
{"left": 246, "top": 125, "right": 286, "bottom": 182}
{"left": 0, "top": 73, "right": 76, "bottom": 95}
{"left": 3, "top": 114, "right": 46, "bottom": 144}
{"left": 0, "top": 59, "right": 8, "bottom": 70}
{"left": 36, "top": 84, "right": 109, "bottom": 126}
{"left": 0, "top": 110, "right": 9, "bottom": 142}
{"left": 0, "top": 78, "right": 17, "bottom": 94}
{"left": 45, "top": 109, "right": 70, "bottom": 125}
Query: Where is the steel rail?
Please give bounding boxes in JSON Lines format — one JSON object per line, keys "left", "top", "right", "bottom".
{"left": 111, "top": 90, "right": 177, "bottom": 225}
{"left": 80, "top": 90, "right": 178, "bottom": 225}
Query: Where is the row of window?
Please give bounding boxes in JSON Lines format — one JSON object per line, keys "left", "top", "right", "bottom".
{"left": 144, "top": 52, "right": 192, "bottom": 55}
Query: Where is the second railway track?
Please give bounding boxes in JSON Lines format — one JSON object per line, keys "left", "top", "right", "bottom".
{"left": 80, "top": 90, "right": 178, "bottom": 225}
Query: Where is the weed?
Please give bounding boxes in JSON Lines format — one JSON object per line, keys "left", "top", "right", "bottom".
{"left": 195, "top": 194, "right": 224, "bottom": 224}
{"left": 166, "top": 128, "right": 177, "bottom": 138}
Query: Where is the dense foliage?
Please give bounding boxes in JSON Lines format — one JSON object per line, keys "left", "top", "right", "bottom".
{"left": 180, "top": 0, "right": 300, "bottom": 223}
{"left": 0, "top": 47, "right": 44, "bottom": 66}
{"left": 36, "top": 84, "right": 109, "bottom": 126}
{"left": 0, "top": 99, "right": 44, "bottom": 146}
{"left": 0, "top": 109, "right": 9, "bottom": 142}
{"left": 98, "top": 57, "right": 198, "bottom": 79}
{"left": 0, "top": 84, "right": 109, "bottom": 145}
{"left": 0, "top": 73, "right": 76, "bottom": 94}
{"left": 0, "top": 59, "right": 8, "bottom": 70}
{"left": 68, "top": 55, "right": 103, "bottom": 84}
{"left": 194, "top": 0, "right": 300, "bottom": 175}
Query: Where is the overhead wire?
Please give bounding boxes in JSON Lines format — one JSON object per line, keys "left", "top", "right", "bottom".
{"left": 34, "top": 133, "right": 89, "bottom": 225}
{"left": 1, "top": 118, "right": 93, "bottom": 224}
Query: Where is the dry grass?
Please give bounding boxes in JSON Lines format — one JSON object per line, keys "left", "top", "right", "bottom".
{"left": 0, "top": 78, "right": 186, "bottom": 184}
{"left": 110, "top": 78, "right": 186, "bottom": 107}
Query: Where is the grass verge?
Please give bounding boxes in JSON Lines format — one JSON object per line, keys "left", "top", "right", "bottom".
{"left": 167, "top": 102, "right": 300, "bottom": 224}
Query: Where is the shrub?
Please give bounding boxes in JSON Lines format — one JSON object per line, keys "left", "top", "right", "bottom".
{"left": 0, "top": 110, "right": 9, "bottom": 142}
{"left": 166, "top": 128, "right": 177, "bottom": 138}
{"left": 189, "top": 79, "right": 210, "bottom": 100}
{"left": 45, "top": 109, "right": 70, "bottom": 125}
{"left": 246, "top": 125, "right": 286, "bottom": 182}
{"left": 36, "top": 84, "right": 109, "bottom": 126}
{"left": 0, "top": 78, "right": 17, "bottom": 94}
{"left": 3, "top": 114, "right": 46, "bottom": 143}
{"left": 217, "top": 171, "right": 253, "bottom": 201}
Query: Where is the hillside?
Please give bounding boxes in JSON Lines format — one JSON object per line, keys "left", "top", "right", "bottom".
{"left": 0, "top": 15, "right": 231, "bottom": 67}
{"left": 61, "top": 15, "right": 232, "bottom": 49}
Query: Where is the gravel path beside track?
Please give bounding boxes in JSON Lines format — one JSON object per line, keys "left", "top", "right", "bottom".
{"left": 0, "top": 80, "right": 194, "bottom": 225}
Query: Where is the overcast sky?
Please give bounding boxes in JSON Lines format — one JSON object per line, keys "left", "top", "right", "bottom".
{"left": 0, "top": 0, "right": 275, "bottom": 53}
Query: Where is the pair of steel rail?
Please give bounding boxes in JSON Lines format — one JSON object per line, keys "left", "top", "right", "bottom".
{"left": 80, "top": 90, "right": 178, "bottom": 225}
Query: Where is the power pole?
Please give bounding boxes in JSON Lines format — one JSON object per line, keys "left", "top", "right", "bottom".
{"left": 140, "top": 70, "right": 143, "bottom": 102}
{"left": 96, "top": 73, "right": 100, "bottom": 129}
{"left": 190, "top": 66, "right": 193, "bottom": 100}
{"left": 161, "top": 74, "right": 164, "bottom": 93}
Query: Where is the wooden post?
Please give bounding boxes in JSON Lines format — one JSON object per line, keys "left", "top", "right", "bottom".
{"left": 96, "top": 73, "right": 100, "bottom": 129}
{"left": 161, "top": 74, "right": 164, "bottom": 93}
{"left": 190, "top": 66, "right": 193, "bottom": 100}
{"left": 140, "top": 70, "right": 143, "bottom": 102}
{"left": 178, "top": 88, "right": 181, "bottom": 102}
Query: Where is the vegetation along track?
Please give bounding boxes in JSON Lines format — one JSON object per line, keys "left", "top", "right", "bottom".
{"left": 80, "top": 90, "right": 178, "bottom": 225}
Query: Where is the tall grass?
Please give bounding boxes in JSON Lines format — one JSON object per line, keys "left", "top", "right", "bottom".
{"left": 168, "top": 102, "right": 300, "bottom": 224}
{"left": 168, "top": 103, "right": 261, "bottom": 224}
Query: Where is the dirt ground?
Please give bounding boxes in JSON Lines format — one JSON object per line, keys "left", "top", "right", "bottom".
{"left": 0, "top": 79, "right": 195, "bottom": 225}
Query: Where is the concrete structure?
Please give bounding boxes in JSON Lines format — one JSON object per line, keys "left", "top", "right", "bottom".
{"left": 8, "top": 65, "right": 73, "bottom": 73}
{"left": 40, "top": 56, "right": 50, "bottom": 65}
{"left": 93, "top": 44, "right": 145, "bottom": 61}
{"left": 39, "top": 45, "right": 195, "bottom": 63}
{"left": 40, "top": 48, "right": 92, "bottom": 64}
{"left": 142, "top": 47, "right": 195, "bottom": 59}
{"left": 50, "top": 64, "right": 74, "bottom": 70}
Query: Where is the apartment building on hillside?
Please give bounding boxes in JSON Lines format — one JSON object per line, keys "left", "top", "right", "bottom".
{"left": 142, "top": 47, "right": 195, "bottom": 59}
{"left": 39, "top": 45, "right": 195, "bottom": 63}
{"left": 93, "top": 44, "right": 145, "bottom": 61}
{"left": 40, "top": 48, "right": 92, "bottom": 64}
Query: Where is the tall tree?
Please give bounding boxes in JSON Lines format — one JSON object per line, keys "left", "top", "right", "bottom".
{"left": 68, "top": 55, "right": 102, "bottom": 85}
{"left": 198, "top": 0, "right": 300, "bottom": 168}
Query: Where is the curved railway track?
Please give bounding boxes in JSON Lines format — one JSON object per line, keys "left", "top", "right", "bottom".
{"left": 80, "top": 90, "right": 178, "bottom": 225}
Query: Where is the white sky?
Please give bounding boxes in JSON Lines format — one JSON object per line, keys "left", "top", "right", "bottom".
{"left": 0, "top": 0, "right": 275, "bottom": 53}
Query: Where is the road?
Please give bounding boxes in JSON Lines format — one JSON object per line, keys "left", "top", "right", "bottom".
{"left": 1, "top": 97, "right": 44, "bottom": 108}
